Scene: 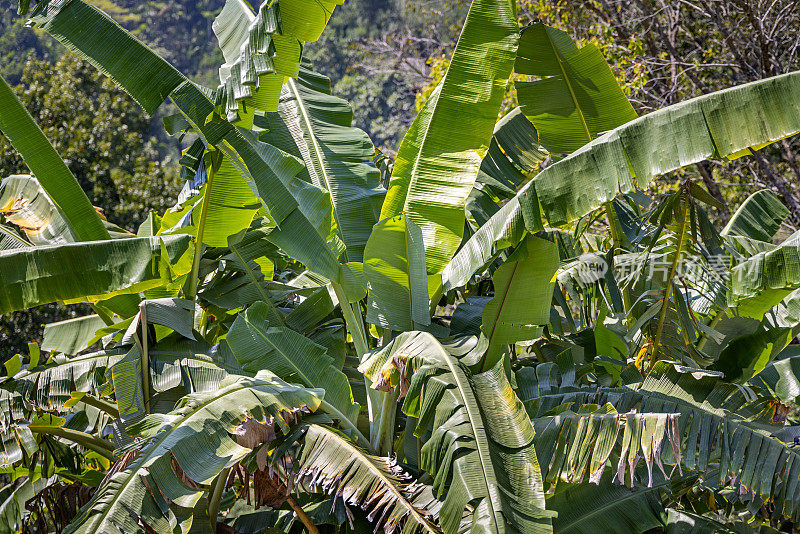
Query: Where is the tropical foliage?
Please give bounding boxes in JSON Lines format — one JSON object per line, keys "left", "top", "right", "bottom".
{"left": 2, "top": 0, "right": 800, "bottom": 532}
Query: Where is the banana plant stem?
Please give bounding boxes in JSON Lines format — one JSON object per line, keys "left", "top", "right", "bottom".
{"left": 78, "top": 393, "right": 120, "bottom": 419}
{"left": 139, "top": 301, "right": 151, "bottom": 414}
{"left": 287, "top": 495, "right": 320, "bottom": 534}
{"left": 331, "top": 282, "right": 368, "bottom": 358}
{"left": 330, "top": 282, "right": 380, "bottom": 434}
{"left": 649, "top": 196, "right": 688, "bottom": 370}
{"left": 372, "top": 387, "right": 400, "bottom": 455}
{"left": 208, "top": 466, "right": 231, "bottom": 532}
{"left": 187, "top": 157, "right": 216, "bottom": 301}
{"left": 606, "top": 203, "right": 632, "bottom": 314}
{"left": 29, "top": 425, "right": 115, "bottom": 460}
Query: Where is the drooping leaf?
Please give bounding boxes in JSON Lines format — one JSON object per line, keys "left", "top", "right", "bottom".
{"left": 444, "top": 69, "right": 800, "bottom": 289}
{"left": 362, "top": 331, "right": 554, "bottom": 533}
{"left": 380, "top": 0, "right": 520, "bottom": 274}
{"left": 721, "top": 189, "right": 789, "bottom": 242}
{"left": 0, "top": 348, "right": 126, "bottom": 434}
{"left": 286, "top": 424, "right": 440, "bottom": 534}
{"left": 41, "top": 315, "right": 109, "bottom": 355}
{"left": 64, "top": 373, "right": 322, "bottom": 534}
{"left": 517, "top": 360, "right": 800, "bottom": 518}
{"left": 533, "top": 405, "right": 680, "bottom": 488}
{"left": 0, "top": 235, "right": 192, "bottom": 314}
{"left": 212, "top": 0, "right": 342, "bottom": 122}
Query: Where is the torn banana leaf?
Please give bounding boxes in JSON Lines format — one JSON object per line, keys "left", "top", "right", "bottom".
{"left": 63, "top": 374, "right": 321, "bottom": 534}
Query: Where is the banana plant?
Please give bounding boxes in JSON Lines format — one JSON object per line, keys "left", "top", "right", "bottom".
{"left": 2, "top": 0, "right": 800, "bottom": 532}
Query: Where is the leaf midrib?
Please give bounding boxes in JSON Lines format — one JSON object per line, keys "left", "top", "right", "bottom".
{"left": 243, "top": 314, "right": 316, "bottom": 388}
{"left": 438, "top": 351, "right": 502, "bottom": 531}
{"left": 82, "top": 379, "right": 277, "bottom": 529}
{"left": 285, "top": 78, "right": 349, "bottom": 262}
{"left": 543, "top": 29, "right": 592, "bottom": 143}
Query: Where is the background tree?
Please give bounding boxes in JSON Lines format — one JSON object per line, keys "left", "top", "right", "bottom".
{"left": 0, "top": 55, "right": 182, "bottom": 357}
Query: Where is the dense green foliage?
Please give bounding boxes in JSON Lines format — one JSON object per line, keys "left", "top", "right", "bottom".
{"left": 2, "top": 1, "right": 800, "bottom": 533}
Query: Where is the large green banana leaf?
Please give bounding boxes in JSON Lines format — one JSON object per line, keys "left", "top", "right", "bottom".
{"left": 63, "top": 373, "right": 322, "bottom": 534}
{"left": 481, "top": 235, "right": 559, "bottom": 367}
{"left": 41, "top": 314, "right": 109, "bottom": 355}
{"left": 546, "top": 474, "right": 668, "bottom": 534}
{"left": 0, "top": 74, "right": 108, "bottom": 241}
{"left": 515, "top": 22, "right": 637, "bottom": 154}
{"left": 212, "top": 0, "right": 342, "bottom": 122}
{"left": 288, "top": 423, "right": 440, "bottom": 533}
{"left": 262, "top": 64, "right": 386, "bottom": 263}
{"left": 226, "top": 301, "right": 360, "bottom": 426}
{"left": 517, "top": 360, "right": 800, "bottom": 519}
{"left": 195, "top": 155, "right": 260, "bottom": 247}
{"left": 29, "top": 0, "right": 350, "bottom": 287}
{"left": 444, "top": 69, "right": 800, "bottom": 291}
{"left": 380, "top": 0, "right": 519, "bottom": 274}
{"left": 364, "top": 215, "right": 431, "bottom": 331}
{"left": 0, "top": 235, "right": 192, "bottom": 314}
{"left": 361, "top": 331, "right": 553, "bottom": 533}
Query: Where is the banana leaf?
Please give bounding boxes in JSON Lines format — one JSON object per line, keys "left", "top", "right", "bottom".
{"left": 444, "top": 70, "right": 800, "bottom": 290}
{"left": 0, "top": 235, "right": 192, "bottom": 314}
{"left": 361, "top": 331, "right": 554, "bottom": 533}
{"left": 226, "top": 301, "right": 360, "bottom": 426}
{"left": 515, "top": 22, "right": 638, "bottom": 154}
{"left": 517, "top": 360, "right": 800, "bottom": 519}
{"left": 262, "top": 64, "right": 386, "bottom": 263}
{"left": 63, "top": 373, "right": 322, "bottom": 534}
{"left": 722, "top": 189, "right": 789, "bottom": 242}
{"left": 481, "top": 235, "right": 559, "bottom": 367}
{"left": 212, "top": 0, "right": 342, "bottom": 122}
{"left": 380, "top": 0, "right": 520, "bottom": 274}
{"left": 30, "top": 0, "right": 348, "bottom": 287}
{"left": 41, "top": 315, "right": 109, "bottom": 355}
{"left": 546, "top": 473, "right": 668, "bottom": 534}
{"left": 287, "top": 424, "right": 441, "bottom": 533}
{"left": 364, "top": 215, "right": 431, "bottom": 331}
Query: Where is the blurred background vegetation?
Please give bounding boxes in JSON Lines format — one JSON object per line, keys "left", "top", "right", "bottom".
{"left": 1, "top": 0, "right": 799, "bottom": 355}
